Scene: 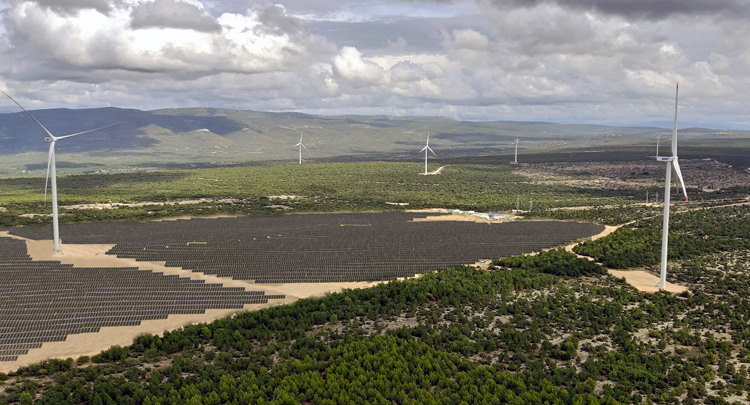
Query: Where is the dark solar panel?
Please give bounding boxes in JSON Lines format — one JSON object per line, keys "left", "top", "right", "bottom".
{"left": 6, "top": 212, "right": 603, "bottom": 284}
{"left": 1, "top": 213, "right": 603, "bottom": 362}
{"left": 0, "top": 237, "right": 284, "bottom": 362}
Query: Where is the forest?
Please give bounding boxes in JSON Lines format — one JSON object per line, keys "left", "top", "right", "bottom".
{"left": 573, "top": 206, "right": 750, "bottom": 269}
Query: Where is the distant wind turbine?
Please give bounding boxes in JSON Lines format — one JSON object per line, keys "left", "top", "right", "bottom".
{"left": 420, "top": 130, "right": 436, "bottom": 174}
{"left": 1, "top": 91, "right": 113, "bottom": 254}
{"left": 514, "top": 137, "right": 519, "bottom": 164}
{"left": 294, "top": 132, "right": 308, "bottom": 164}
{"left": 656, "top": 134, "right": 664, "bottom": 157}
{"left": 656, "top": 84, "right": 688, "bottom": 290}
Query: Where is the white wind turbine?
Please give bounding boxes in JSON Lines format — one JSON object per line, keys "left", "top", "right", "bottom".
{"left": 420, "top": 130, "right": 436, "bottom": 174}
{"left": 656, "top": 134, "right": 664, "bottom": 158}
{"left": 514, "top": 137, "right": 519, "bottom": 164}
{"left": 294, "top": 132, "right": 308, "bottom": 164}
{"left": 656, "top": 84, "right": 688, "bottom": 290}
{"left": 2, "top": 91, "right": 113, "bottom": 254}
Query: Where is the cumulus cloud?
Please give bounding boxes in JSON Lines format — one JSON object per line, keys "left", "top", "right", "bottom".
{"left": 330, "top": 46, "right": 459, "bottom": 100}
{"left": 442, "top": 28, "right": 492, "bottom": 66}
{"left": 29, "top": 0, "right": 112, "bottom": 15}
{"left": 480, "top": 0, "right": 749, "bottom": 20}
{"left": 1, "top": 0, "right": 749, "bottom": 127}
{"left": 130, "top": 0, "right": 220, "bottom": 32}
{"left": 333, "top": 47, "right": 388, "bottom": 85}
{"left": 6, "top": 1, "right": 332, "bottom": 75}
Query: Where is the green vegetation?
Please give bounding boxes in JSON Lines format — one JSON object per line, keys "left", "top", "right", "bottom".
{"left": 525, "top": 205, "right": 663, "bottom": 226}
{"left": 5, "top": 249, "right": 750, "bottom": 404}
{"left": 574, "top": 206, "right": 750, "bottom": 268}
{"left": 493, "top": 248, "right": 607, "bottom": 277}
{"left": 0, "top": 160, "right": 628, "bottom": 227}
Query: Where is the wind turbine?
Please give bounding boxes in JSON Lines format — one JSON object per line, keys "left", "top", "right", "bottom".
{"left": 514, "top": 137, "right": 519, "bottom": 164}
{"left": 1, "top": 91, "right": 113, "bottom": 254}
{"left": 656, "top": 84, "right": 688, "bottom": 290}
{"left": 656, "top": 134, "right": 664, "bottom": 157}
{"left": 420, "top": 130, "right": 436, "bottom": 174}
{"left": 294, "top": 132, "right": 308, "bottom": 164}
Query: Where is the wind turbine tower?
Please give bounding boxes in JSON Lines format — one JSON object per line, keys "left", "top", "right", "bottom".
{"left": 514, "top": 137, "right": 519, "bottom": 164}
{"left": 2, "top": 91, "right": 112, "bottom": 254}
{"left": 420, "top": 130, "right": 436, "bottom": 174}
{"left": 656, "top": 84, "right": 688, "bottom": 290}
{"left": 294, "top": 132, "right": 308, "bottom": 165}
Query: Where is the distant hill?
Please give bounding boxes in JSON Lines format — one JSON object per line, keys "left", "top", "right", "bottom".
{"left": 0, "top": 107, "right": 748, "bottom": 177}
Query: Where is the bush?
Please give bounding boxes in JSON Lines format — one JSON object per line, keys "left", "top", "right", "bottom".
{"left": 494, "top": 248, "right": 606, "bottom": 277}
{"left": 92, "top": 346, "right": 128, "bottom": 363}
{"left": 204, "top": 350, "right": 216, "bottom": 362}
{"left": 19, "top": 392, "right": 33, "bottom": 405}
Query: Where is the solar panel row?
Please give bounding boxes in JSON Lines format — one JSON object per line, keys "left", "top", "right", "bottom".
{"left": 0, "top": 237, "right": 284, "bottom": 362}
{"left": 1, "top": 213, "right": 603, "bottom": 362}
{"left": 5, "top": 213, "right": 601, "bottom": 283}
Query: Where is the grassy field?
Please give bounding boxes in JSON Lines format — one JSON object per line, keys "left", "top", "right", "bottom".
{"left": 3, "top": 146, "right": 749, "bottom": 228}
{"left": 0, "top": 158, "right": 636, "bottom": 227}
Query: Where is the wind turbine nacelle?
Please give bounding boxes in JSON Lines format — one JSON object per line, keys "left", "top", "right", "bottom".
{"left": 45, "top": 137, "right": 52, "bottom": 142}
{"left": 656, "top": 156, "right": 673, "bottom": 162}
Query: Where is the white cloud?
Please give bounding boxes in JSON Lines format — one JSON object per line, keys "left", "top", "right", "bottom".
{"left": 130, "top": 0, "right": 220, "bottom": 32}
{"left": 6, "top": 1, "right": 333, "bottom": 74}
{"left": 333, "top": 46, "right": 388, "bottom": 85}
{"left": 0, "top": 0, "right": 749, "bottom": 127}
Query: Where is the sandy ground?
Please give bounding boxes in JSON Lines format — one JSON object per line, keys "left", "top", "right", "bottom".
{"left": 560, "top": 225, "right": 691, "bottom": 294}
{"left": 0, "top": 232, "right": 380, "bottom": 372}
{"left": 406, "top": 208, "right": 450, "bottom": 213}
{"left": 419, "top": 166, "right": 445, "bottom": 175}
{"left": 411, "top": 215, "right": 517, "bottom": 224}
{"left": 608, "top": 270, "right": 688, "bottom": 294}
{"left": 564, "top": 225, "right": 618, "bottom": 255}
{"left": 407, "top": 208, "right": 521, "bottom": 224}
{"left": 150, "top": 214, "right": 241, "bottom": 222}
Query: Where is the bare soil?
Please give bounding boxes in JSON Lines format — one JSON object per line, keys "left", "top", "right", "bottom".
{"left": 608, "top": 269, "right": 688, "bottom": 294}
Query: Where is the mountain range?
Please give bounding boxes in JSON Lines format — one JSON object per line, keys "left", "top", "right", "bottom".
{"left": 1, "top": 107, "right": 748, "bottom": 177}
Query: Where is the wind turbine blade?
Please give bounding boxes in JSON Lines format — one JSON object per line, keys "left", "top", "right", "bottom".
{"left": 1, "top": 90, "right": 55, "bottom": 138}
{"left": 302, "top": 144, "right": 308, "bottom": 151}
{"left": 300, "top": 133, "right": 304, "bottom": 143}
{"left": 420, "top": 146, "right": 428, "bottom": 153}
{"left": 44, "top": 143, "right": 53, "bottom": 206}
{"left": 672, "top": 83, "right": 679, "bottom": 157}
{"left": 56, "top": 123, "right": 115, "bottom": 140}
{"left": 294, "top": 143, "right": 302, "bottom": 147}
{"left": 427, "top": 146, "right": 437, "bottom": 157}
{"left": 673, "top": 159, "right": 688, "bottom": 201}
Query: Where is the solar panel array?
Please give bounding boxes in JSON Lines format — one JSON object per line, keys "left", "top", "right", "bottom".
{"left": 7, "top": 213, "right": 604, "bottom": 283}
{"left": 0, "top": 237, "right": 284, "bottom": 363}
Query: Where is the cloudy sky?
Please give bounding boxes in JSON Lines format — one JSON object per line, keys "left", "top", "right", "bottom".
{"left": 0, "top": 0, "right": 749, "bottom": 127}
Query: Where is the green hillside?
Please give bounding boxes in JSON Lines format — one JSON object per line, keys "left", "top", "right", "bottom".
{"left": 6, "top": 107, "right": 738, "bottom": 178}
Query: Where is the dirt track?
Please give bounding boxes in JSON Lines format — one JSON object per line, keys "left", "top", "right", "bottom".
{"left": 420, "top": 166, "right": 445, "bottom": 175}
